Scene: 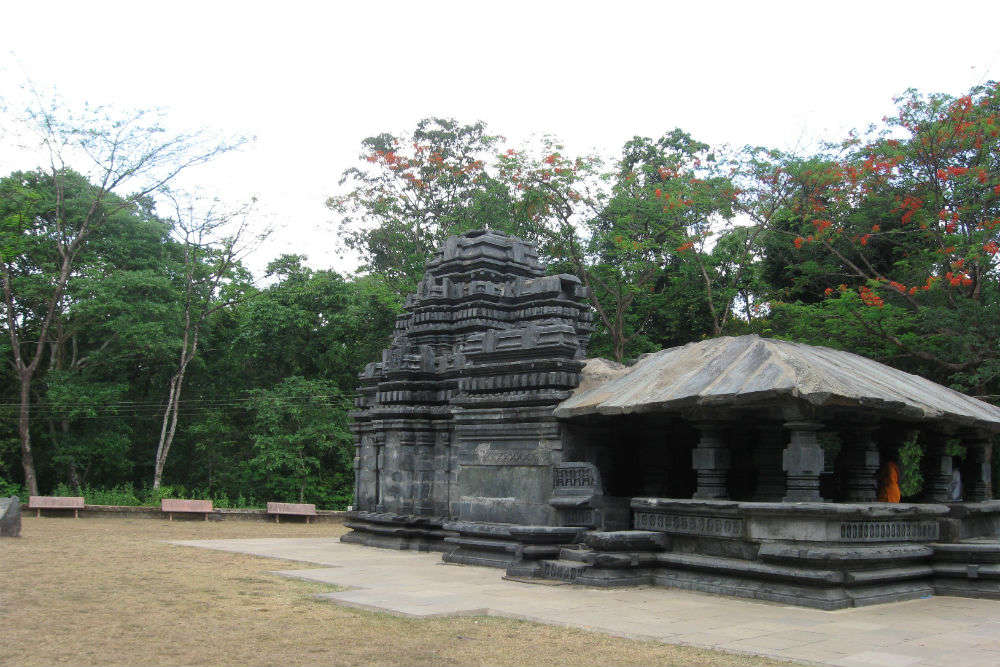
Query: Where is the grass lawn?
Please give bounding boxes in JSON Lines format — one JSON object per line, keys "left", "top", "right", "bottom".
{"left": 0, "top": 517, "right": 802, "bottom": 666}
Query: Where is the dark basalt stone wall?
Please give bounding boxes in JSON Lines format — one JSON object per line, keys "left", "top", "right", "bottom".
{"left": 348, "top": 231, "right": 592, "bottom": 529}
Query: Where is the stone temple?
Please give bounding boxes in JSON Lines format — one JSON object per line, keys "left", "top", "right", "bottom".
{"left": 343, "top": 230, "right": 1000, "bottom": 609}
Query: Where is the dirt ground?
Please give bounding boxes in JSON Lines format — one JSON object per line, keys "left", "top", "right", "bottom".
{"left": 0, "top": 517, "right": 802, "bottom": 666}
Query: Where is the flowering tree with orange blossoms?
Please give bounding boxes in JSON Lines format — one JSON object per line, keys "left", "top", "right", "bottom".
{"left": 585, "top": 132, "right": 745, "bottom": 360}
{"left": 758, "top": 82, "right": 1000, "bottom": 394}
{"left": 511, "top": 131, "right": 750, "bottom": 361}
{"left": 329, "top": 118, "right": 501, "bottom": 293}
{"left": 329, "top": 121, "right": 761, "bottom": 363}
{"left": 329, "top": 118, "right": 600, "bottom": 297}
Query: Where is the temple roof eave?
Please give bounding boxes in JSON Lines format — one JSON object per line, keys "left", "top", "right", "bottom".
{"left": 555, "top": 336, "right": 1000, "bottom": 433}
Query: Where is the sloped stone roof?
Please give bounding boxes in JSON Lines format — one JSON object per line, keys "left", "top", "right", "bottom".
{"left": 555, "top": 335, "right": 1000, "bottom": 431}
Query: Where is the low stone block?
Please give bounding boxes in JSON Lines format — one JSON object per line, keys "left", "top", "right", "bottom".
{"left": 583, "top": 530, "right": 669, "bottom": 552}
{"left": 0, "top": 496, "right": 21, "bottom": 537}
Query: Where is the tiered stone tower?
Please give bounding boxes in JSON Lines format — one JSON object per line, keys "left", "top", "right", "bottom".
{"left": 343, "top": 230, "right": 592, "bottom": 551}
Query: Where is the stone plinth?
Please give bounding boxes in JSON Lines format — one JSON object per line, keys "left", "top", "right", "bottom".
{"left": 932, "top": 540, "right": 1000, "bottom": 599}
{"left": 341, "top": 511, "right": 454, "bottom": 552}
{"left": 441, "top": 521, "right": 582, "bottom": 572}
{"left": 626, "top": 498, "right": 949, "bottom": 609}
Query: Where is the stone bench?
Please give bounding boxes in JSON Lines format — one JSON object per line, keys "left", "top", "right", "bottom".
{"left": 266, "top": 502, "right": 317, "bottom": 523}
{"left": 161, "top": 498, "right": 212, "bottom": 521}
{"left": 28, "top": 496, "right": 84, "bottom": 518}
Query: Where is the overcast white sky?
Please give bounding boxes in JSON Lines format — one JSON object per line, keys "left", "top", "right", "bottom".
{"left": 2, "top": 1, "right": 999, "bottom": 277}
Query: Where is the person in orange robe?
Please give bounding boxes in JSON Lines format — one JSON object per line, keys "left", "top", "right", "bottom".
{"left": 877, "top": 460, "right": 901, "bottom": 503}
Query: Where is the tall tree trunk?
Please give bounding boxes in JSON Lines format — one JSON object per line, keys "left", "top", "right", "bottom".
{"left": 18, "top": 374, "right": 39, "bottom": 496}
{"left": 153, "top": 370, "right": 185, "bottom": 489}
{"left": 153, "top": 328, "right": 198, "bottom": 489}
{"left": 63, "top": 420, "right": 81, "bottom": 493}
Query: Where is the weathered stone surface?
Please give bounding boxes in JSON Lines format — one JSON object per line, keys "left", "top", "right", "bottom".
{"left": 556, "top": 335, "right": 1000, "bottom": 432}
{"left": 443, "top": 521, "right": 583, "bottom": 570}
{"left": 0, "top": 496, "right": 21, "bottom": 537}
{"left": 932, "top": 539, "right": 1000, "bottom": 599}
{"left": 583, "top": 530, "right": 668, "bottom": 552}
{"left": 549, "top": 461, "right": 630, "bottom": 530}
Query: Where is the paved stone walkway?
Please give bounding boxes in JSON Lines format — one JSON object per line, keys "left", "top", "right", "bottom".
{"left": 171, "top": 538, "right": 1000, "bottom": 667}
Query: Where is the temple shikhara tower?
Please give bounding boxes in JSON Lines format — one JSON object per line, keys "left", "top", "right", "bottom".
{"left": 346, "top": 230, "right": 592, "bottom": 532}
{"left": 343, "top": 230, "right": 1000, "bottom": 609}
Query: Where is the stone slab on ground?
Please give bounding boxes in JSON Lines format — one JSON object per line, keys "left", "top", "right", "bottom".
{"left": 170, "top": 537, "right": 1000, "bottom": 667}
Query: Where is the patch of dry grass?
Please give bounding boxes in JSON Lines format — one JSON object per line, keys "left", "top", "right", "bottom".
{"left": 0, "top": 517, "right": 801, "bottom": 666}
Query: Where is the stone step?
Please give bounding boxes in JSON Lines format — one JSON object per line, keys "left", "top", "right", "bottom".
{"left": 539, "top": 559, "right": 591, "bottom": 583}
{"left": 932, "top": 540, "right": 1000, "bottom": 563}
{"left": 558, "top": 547, "right": 594, "bottom": 562}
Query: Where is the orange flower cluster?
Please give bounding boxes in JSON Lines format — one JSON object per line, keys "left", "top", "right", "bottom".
{"left": 402, "top": 173, "right": 425, "bottom": 188}
{"left": 937, "top": 166, "right": 970, "bottom": 180}
{"left": 897, "top": 196, "right": 922, "bottom": 224}
{"left": 859, "top": 155, "right": 902, "bottom": 177}
{"left": 676, "top": 241, "right": 694, "bottom": 252}
{"left": 984, "top": 241, "right": 999, "bottom": 255}
{"left": 859, "top": 286, "right": 884, "bottom": 307}
{"left": 812, "top": 219, "right": 832, "bottom": 233}
{"left": 945, "top": 271, "right": 973, "bottom": 287}
{"left": 367, "top": 149, "right": 415, "bottom": 172}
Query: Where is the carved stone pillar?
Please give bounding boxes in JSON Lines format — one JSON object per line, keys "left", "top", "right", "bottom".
{"left": 692, "top": 422, "right": 730, "bottom": 499}
{"left": 922, "top": 433, "right": 953, "bottom": 503}
{"left": 752, "top": 425, "right": 786, "bottom": 501}
{"left": 843, "top": 425, "right": 881, "bottom": 502}
{"left": 782, "top": 421, "right": 825, "bottom": 502}
{"left": 965, "top": 434, "right": 992, "bottom": 502}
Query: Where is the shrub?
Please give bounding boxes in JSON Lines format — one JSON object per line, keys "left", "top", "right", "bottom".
{"left": 0, "top": 476, "right": 23, "bottom": 501}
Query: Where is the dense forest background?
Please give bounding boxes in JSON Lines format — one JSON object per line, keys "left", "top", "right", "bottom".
{"left": 2, "top": 81, "right": 999, "bottom": 506}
